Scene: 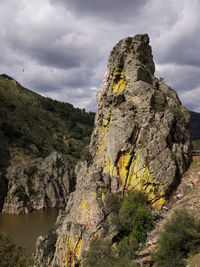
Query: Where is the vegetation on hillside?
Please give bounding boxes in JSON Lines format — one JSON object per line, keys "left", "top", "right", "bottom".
{"left": 153, "top": 209, "right": 200, "bottom": 267}
{"left": 83, "top": 190, "right": 155, "bottom": 267}
{"left": 0, "top": 231, "right": 33, "bottom": 267}
{"left": 0, "top": 74, "right": 95, "bottom": 169}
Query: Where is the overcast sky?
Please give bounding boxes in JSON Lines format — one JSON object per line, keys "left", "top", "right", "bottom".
{"left": 0, "top": 0, "right": 200, "bottom": 112}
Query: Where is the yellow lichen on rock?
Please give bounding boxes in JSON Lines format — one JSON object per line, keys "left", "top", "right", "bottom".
{"left": 112, "top": 74, "right": 128, "bottom": 93}
{"left": 112, "top": 66, "right": 128, "bottom": 93}
{"left": 82, "top": 200, "right": 87, "bottom": 213}
{"left": 45, "top": 168, "right": 53, "bottom": 174}
{"left": 98, "top": 188, "right": 104, "bottom": 200}
{"left": 103, "top": 157, "right": 118, "bottom": 177}
{"left": 64, "top": 236, "right": 82, "bottom": 267}
{"left": 117, "top": 152, "right": 165, "bottom": 210}
{"left": 102, "top": 114, "right": 112, "bottom": 134}
{"left": 152, "top": 197, "right": 165, "bottom": 210}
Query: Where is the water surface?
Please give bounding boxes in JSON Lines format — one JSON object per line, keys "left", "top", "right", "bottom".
{"left": 0, "top": 208, "right": 60, "bottom": 253}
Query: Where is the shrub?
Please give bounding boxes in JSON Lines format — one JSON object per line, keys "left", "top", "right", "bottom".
{"left": 83, "top": 239, "right": 138, "bottom": 267}
{"left": 0, "top": 231, "right": 33, "bottom": 267}
{"left": 113, "top": 190, "right": 154, "bottom": 243}
{"left": 84, "top": 190, "right": 154, "bottom": 266}
{"left": 105, "top": 192, "right": 123, "bottom": 214}
{"left": 153, "top": 209, "right": 200, "bottom": 267}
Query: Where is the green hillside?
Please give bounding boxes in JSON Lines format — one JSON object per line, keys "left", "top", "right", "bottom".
{"left": 0, "top": 74, "right": 95, "bottom": 169}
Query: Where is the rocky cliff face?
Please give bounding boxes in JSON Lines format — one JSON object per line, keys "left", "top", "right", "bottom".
{"left": 35, "top": 34, "right": 191, "bottom": 266}
{"left": 2, "top": 152, "right": 74, "bottom": 214}
{"left": 0, "top": 172, "right": 7, "bottom": 211}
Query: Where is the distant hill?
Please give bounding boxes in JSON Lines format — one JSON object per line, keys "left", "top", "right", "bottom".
{"left": 0, "top": 73, "right": 199, "bottom": 171}
{"left": 0, "top": 74, "right": 95, "bottom": 169}
{"left": 190, "top": 111, "right": 200, "bottom": 150}
{"left": 190, "top": 111, "right": 200, "bottom": 140}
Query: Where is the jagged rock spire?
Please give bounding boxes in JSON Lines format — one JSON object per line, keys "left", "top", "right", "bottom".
{"left": 35, "top": 34, "right": 191, "bottom": 267}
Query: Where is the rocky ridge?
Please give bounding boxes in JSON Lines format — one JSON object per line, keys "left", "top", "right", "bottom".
{"left": 2, "top": 151, "right": 74, "bottom": 214}
{"left": 35, "top": 34, "right": 191, "bottom": 266}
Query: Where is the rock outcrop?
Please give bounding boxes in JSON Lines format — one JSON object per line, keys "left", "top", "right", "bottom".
{"left": 0, "top": 172, "right": 7, "bottom": 211}
{"left": 2, "top": 152, "right": 74, "bottom": 214}
{"left": 35, "top": 34, "right": 191, "bottom": 266}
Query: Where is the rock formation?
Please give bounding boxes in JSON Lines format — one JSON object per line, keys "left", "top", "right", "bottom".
{"left": 0, "top": 172, "right": 7, "bottom": 211}
{"left": 2, "top": 152, "right": 74, "bottom": 214}
{"left": 35, "top": 34, "right": 191, "bottom": 266}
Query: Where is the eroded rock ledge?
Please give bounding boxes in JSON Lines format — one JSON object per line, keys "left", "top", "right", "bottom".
{"left": 35, "top": 34, "right": 191, "bottom": 267}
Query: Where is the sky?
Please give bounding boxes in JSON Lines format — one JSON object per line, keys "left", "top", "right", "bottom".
{"left": 0, "top": 0, "right": 200, "bottom": 112}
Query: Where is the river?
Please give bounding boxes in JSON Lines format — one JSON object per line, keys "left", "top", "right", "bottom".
{"left": 0, "top": 208, "right": 61, "bottom": 253}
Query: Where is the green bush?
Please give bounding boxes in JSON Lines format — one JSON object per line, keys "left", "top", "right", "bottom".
{"left": 83, "top": 239, "right": 138, "bottom": 267}
{"left": 84, "top": 190, "right": 154, "bottom": 266}
{"left": 0, "top": 231, "right": 33, "bottom": 267}
{"left": 113, "top": 190, "right": 154, "bottom": 243}
{"left": 153, "top": 209, "right": 200, "bottom": 267}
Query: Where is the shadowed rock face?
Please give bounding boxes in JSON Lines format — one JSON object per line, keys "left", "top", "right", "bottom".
{"left": 2, "top": 152, "right": 74, "bottom": 214}
{"left": 35, "top": 34, "right": 191, "bottom": 267}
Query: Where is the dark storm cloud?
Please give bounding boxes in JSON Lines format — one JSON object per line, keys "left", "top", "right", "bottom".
{"left": 50, "top": 0, "right": 148, "bottom": 23}
{"left": 0, "top": 0, "right": 200, "bottom": 112}
{"left": 5, "top": 23, "right": 101, "bottom": 70}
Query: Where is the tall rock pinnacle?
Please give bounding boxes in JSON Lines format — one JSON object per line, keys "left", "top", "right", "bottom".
{"left": 35, "top": 34, "right": 191, "bottom": 267}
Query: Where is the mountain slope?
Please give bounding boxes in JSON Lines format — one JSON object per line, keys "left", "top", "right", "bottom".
{"left": 0, "top": 74, "right": 95, "bottom": 169}
{"left": 0, "top": 74, "right": 95, "bottom": 213}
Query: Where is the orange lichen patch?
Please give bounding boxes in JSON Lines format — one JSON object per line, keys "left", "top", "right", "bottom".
{"left": 63, "top": 236, "right": 82, "bottom": 267}
{"left": 117, "top": 151, "right": 132, "bottom": 188}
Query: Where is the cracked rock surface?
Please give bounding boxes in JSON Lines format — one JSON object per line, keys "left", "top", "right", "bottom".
{"left": 2, "top": 152, "right": 74, "bottom": 214}
{"left": 35, "top": 34, "right": 191, "bottom": 267}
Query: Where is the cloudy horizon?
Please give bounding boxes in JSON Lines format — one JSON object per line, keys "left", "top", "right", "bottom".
{"left": 0, "top": 0, "right": 200, "bottom": 112}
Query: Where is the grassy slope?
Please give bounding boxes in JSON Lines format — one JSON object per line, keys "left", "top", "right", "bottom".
{"left": 0, "top": 74, "right": 95, "bottom": 169}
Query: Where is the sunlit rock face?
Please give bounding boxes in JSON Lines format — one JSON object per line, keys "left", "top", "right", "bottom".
{"left": 35, "top": 34, "right": 191, "bottom": 267}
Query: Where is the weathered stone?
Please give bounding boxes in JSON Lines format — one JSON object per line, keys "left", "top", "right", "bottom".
{"left": 35, "top": 34, "right": 191, "bottom": 266}
{"left": 2, "top": 152, "right": 74, "bottom": 214}
{"left": 0, "top": 172, "right": 7, "bottom": 211}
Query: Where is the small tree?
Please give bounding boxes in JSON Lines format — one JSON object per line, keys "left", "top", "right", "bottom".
{"left": 0, "top": 231, "right": 33, "bottom": 267}
{"left": 153, "top": 209, "right": 200, "bottom": 267}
